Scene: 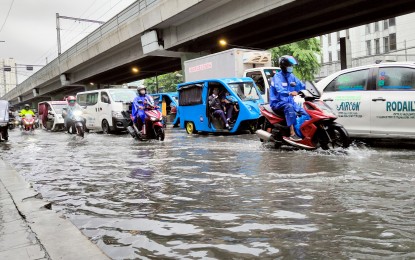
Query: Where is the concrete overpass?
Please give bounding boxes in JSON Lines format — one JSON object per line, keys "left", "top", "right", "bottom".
{"left": 3, "top": 0, "right": 415, "bottom": 106}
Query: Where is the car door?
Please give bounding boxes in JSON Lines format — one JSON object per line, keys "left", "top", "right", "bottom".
{"left": 99, "top": 91, "right": 111, "bottom": 129}
{"left": 320, "top": 69, "right": 372, "bottom": 136}
{"left": 370, "top": 66, "right": 415, "bottom": 137}
{"left": 79, "top": 92, "right": 99, "bottom": 130}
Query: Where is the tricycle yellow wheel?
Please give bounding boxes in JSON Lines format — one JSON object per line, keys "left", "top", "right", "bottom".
{"left": 186, "top": 121, "right": 196, "bottom": 134}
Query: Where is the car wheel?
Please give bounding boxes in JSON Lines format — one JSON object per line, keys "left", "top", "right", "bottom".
{"left": 102, "top": 119, "right": 110, "bottom": 134}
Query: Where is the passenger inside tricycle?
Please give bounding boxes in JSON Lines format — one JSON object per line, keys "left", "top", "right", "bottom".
{"left": 207, "top": 82, "right": 239, "bottom": 130}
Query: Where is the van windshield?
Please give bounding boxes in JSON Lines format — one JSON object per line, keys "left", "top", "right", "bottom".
{"left": 228, "top": 82, "right": 261, "bottom": 101}
{"left": 51, "top": 104, "right": 67, "bottom": 114}
{"left": 108, "top": 89, "right": 137, "bottom": 103}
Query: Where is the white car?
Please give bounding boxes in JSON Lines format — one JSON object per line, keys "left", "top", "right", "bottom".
{"left": 316, "top": 62, "right": 415, "bottom": 139}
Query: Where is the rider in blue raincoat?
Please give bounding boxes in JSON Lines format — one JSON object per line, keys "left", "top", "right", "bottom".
{"left": 270, "top": 55, "right": 308, "bottom": 141}
{"left": 132, "top": 85, "right": 152, "bottom": 132}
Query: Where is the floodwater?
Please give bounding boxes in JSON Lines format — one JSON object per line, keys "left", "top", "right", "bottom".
{"left": 1, "top": 128, "right": 414, "bottom": 259}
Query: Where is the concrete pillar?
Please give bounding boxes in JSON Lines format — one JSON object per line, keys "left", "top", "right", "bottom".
{"left": 340, "top": 37, "right": 352, "bottom": 69}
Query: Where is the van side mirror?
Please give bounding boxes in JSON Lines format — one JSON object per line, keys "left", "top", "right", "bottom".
{"left": 102, "top": 96, "right": 110, "bottom": 104}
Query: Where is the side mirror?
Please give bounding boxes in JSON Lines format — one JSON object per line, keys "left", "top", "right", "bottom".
{"left": 102, "top": 96, "right": 110, "bottom": 104}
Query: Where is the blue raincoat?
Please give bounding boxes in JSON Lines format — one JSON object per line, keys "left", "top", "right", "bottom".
{"left": 270, "top": 71, "right": 307, "bottom": 127}
{"left": 132, "top": 94, "right": 152, "bottom": 123}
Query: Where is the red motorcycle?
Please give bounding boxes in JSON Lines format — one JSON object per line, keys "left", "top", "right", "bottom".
{"left": 125, "top": 97, "right": 165, "bottom": 141}
{"left": 256, "top": 82, "right": 350, "bottom": 150}
{"left": 21, "top": 114, "right": 35, "bottom": 132}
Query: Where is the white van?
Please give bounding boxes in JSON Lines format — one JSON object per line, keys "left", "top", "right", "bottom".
{"left": 76, "top": 88, "right": 137, "bottom": 133}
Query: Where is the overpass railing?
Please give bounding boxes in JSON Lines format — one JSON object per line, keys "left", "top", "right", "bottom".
{"left": 2, "top": 0, "right": 160, "bottom": 101}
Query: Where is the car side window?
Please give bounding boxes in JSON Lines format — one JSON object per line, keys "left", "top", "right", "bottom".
{"left": 377, "top": 67, "right": 415, "bottom": 90}
{"left": 86, "top": 93, "right": 98, "bottom": 106}
{"left": 325, "top": 69, "right": 369, "bottom": 92}
{"left": 101, "top": 92, "right": 110, "bottom": 103}
{"left": 77, "top": 94, "right": 87, "bottom": 106}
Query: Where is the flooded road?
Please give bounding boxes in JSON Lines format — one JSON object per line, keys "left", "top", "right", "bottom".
{"left": 1, "top": 128, "right": 414, "bottom": 259}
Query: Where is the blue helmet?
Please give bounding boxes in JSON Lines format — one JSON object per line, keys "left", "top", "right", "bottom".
{"left": 279, "top": 55, "right": 297, "bottom": 68}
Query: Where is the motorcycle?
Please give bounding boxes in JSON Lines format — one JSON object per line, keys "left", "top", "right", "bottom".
{"left": 8, "top": 114, "right": 15, "bottom": 130}
{"left": 256, "top": 82, "right": 350, "bottom": 150}
{"left": 64, "top": 109, "right": 86, "bottom": 138}
{"left": 13, "top": 115, "right": 21, "bottom": 129}
{"left": 124, "top": 97, "right": 165, "bottom": 141}
{"left": 21, "top": 114, "right": 35, "bottom": 132}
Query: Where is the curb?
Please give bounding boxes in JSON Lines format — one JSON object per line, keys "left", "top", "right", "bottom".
{"left": 0, "top": 159, "right": 109, "bottom": 260}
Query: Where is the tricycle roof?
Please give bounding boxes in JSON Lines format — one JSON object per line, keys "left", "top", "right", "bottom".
{"left": 177, "top": 77, "right": 255, "bottom": 89}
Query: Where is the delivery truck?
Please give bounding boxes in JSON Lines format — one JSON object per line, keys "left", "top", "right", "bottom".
{"left": 183, "top": 48, "right": 280, "bottom": 102}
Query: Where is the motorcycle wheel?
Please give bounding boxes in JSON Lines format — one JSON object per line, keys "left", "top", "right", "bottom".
{"left": 0, "top": 129, "right": 8, "bottom": 141}
{"left": 320, "top": 124, "right": 350, "bottom": 150}
{"left": 156, "top": 126, "right": 165, "bottom": 141}
{"left": 76, "top": 124, "right": 85, "bottom": 138}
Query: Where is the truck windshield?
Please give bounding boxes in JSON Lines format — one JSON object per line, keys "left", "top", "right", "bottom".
{"left": 108, "top": 89, "right": 137, "bottom": 103}
{"left": 228, "top": 82, "right": 261, "bottom": 101}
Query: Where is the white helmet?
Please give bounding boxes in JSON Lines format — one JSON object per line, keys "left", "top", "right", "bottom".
{"left": 137, "top": 85, "right": 146, "bottom": 92}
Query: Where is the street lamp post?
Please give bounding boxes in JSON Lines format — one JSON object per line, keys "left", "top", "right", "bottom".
{"left": 155, "top": 74, "right": 159, "bottom": 93}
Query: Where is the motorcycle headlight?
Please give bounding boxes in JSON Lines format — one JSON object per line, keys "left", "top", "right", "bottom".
{"left": 73, "top": 110, "right": 83, "bottom": 116}
{"left": 150, "top": 116, "right": 157, "bottom": 121}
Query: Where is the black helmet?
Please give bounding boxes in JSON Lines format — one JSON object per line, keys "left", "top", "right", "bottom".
{"left": 279, "top": 55, "right": 298, "bottom": 72}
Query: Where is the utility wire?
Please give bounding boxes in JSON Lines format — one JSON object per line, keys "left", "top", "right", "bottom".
{"left": 0, "top": 0, "right": 15, "bottom": 33}
{"left": 30, "top": 0, "right": 132, "bottom": 66}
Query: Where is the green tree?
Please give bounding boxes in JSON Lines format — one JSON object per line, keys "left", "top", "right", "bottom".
{"left": 269, "top": 38, "right": 321, "bottom": 81}
{"left": 144, "top": 71, "right": 183, "bottom": 93}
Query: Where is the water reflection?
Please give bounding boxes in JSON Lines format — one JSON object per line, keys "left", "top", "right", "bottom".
{"left": 1, "top": 129, "right": 414, "bottom": 259}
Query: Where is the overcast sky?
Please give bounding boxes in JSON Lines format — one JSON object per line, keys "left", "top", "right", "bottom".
{"left": 0, "top": 0, "right": 136, "bottom": 81}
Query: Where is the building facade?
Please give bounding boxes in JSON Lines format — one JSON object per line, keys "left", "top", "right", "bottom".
{"left": 0, "top": 58, "right": 17, "bottom": 97}
{"left": 317, "top": 12, "right": 415, "bottom": 79}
